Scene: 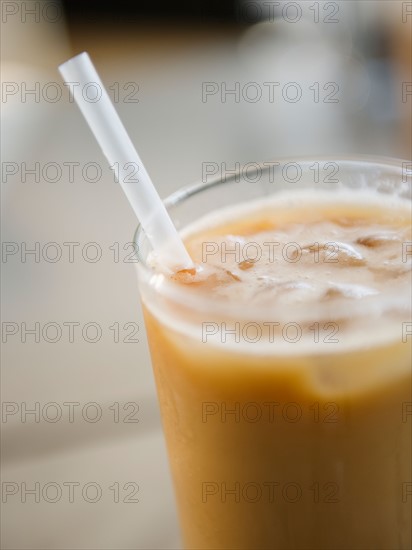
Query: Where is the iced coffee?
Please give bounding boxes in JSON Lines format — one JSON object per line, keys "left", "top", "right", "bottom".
{"left": 137, "top": 162, "right": 412, "bottom": 550}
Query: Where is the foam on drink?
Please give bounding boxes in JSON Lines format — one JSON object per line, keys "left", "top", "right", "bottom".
{"left": 147, "top": 189, "right": 411, "bottom": 354}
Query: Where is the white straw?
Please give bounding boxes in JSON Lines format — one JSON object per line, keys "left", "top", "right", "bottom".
{"left": 58, "top": 52, "right": 194, "bottom": 271}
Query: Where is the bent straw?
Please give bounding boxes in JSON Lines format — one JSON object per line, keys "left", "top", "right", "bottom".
{"left": 58, "top": 52, "right": 194, "bottom": 271}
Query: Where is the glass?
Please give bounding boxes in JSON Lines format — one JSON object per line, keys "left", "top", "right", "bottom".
{"left": 135, "top": 158, "right": 411, "bottom": 550}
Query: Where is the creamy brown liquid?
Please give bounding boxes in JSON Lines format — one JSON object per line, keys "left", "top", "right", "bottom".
{"left": 143, "top": 191, "right": 412, "bottom": 549}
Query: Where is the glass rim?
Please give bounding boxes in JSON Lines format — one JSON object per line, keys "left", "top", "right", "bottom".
{"left": 133, "top": 155, "right": 411, "bottom": 323}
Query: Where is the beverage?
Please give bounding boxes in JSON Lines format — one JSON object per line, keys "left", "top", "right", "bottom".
{"left": 136, "top": 160, "right": 412, "bottom": 549}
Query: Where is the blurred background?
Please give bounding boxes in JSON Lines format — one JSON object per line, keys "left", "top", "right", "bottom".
{"left": 1, "top": 1, "right": 411, "bottom": 548}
